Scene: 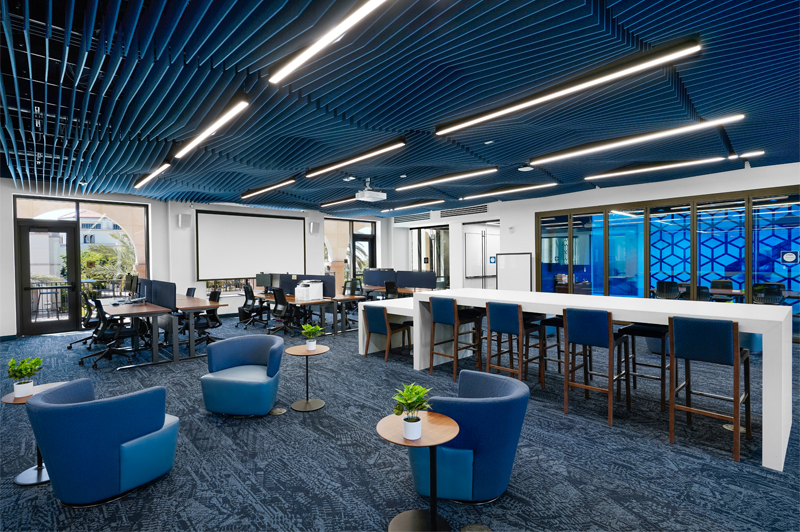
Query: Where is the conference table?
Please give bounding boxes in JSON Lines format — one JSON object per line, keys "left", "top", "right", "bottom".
{"left": 410, "top": 288, "right": 792, "bottom": 473}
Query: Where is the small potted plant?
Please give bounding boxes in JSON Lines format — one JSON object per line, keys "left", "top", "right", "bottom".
{"left": 393, "top": 383, "right": 432, "bottom": 440}
{"left": 8, "top": 358, "right": 43, "bottom": 398}
{"left": 301, "top": 323, "right": 324, "bottom": 351}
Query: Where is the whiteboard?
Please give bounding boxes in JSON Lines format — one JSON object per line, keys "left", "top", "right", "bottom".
{"left": 496, "top": 253, "right": 533, "bottom": 291}
{"left": 196, "top": 211, "right": 305, "bottom": 280}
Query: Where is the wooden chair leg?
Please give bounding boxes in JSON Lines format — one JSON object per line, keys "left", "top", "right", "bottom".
{"left": 365, "top": 332, "right": 371, "bottom": 357}
{"left": 583, "top": 346, "right": 589, "bottom": 400}
{"left": 452, "top": 326, "right": 458, "bottom": 383}
{"left": 733, "top": 354, "right": 741, "bottom": 462}
{"left": 631, "top": 336, "right": 638, "bottom": 389}
{"left": 616, "top": 343, "right": 622, "bottom": 401}
{"left": 385, "top": 332, "right": 391, "bottom": 362}
{"left": 563, "top": 341, "right": 570, "bottom": 414}
{"left": 538, "top": 328, "right": 545, "bottom": 389}
{"left": 607, "top": 339, "right": 614, "bottom": 427}
{"left": 669, "top": 355, "right": 676, "bottom": 444}
{"left": 429, "top": 323, "right": 436, "bottom": 375}
{"left": 685, "top": 359, "right": 692, "bottom": 425}
{"left": 745, "top": 356, "right": 752, "bottom": 439}
{"left": 659, "top": 336, "right": 667, "bottom": 411}
{"left": 624, "top": 340, "right": 631, "bottom": 411}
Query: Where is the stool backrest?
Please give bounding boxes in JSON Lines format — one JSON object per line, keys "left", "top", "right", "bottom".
{"left": 487, "top": 302, "right": 521, "bottom": 336}
{"left": 656, "top": 281, "right": 680, "bottom": 299}
{"left": 670, "top": 316, "right": 735, "bottom": 366}
{"left": 364, "top": 305, "right": 388, "bottom": 335}
{"left": 564, "top": 308, "right": 611, "bottom": 348}
{"left": 430, "top": 297, "right": 456, "bottom": 325}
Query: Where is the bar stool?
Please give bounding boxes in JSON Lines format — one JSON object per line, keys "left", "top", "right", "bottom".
{"left": 363, "top": 305, "right": 411, "bottom": 362}
{"left": 563, "top": 308, "right": 631, "bottom": 426}
{"left": 669, "top": 316, "right": 751, "bottom": 461}
{"left": 617, "top": 323, "right": 673, "bottom": 411}
{"left": 540, "top": 315, "right": 565, "bottom": 374}
{"left": 486, "top": 302, "right": 544, "bottom": 386}
{"left": 429, "top": 297, "right": 484, "bottom": 382}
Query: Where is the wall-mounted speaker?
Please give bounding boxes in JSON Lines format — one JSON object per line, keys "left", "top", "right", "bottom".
{"left": 309, "top": 222, "right": 320, "bottom": 234}
{"left": 177, "top": 213, "right": 192, "bottom": 228}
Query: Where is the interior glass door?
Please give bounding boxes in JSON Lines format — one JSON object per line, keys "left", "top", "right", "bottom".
{"left": 17, "top": 222, "right": 80, "bottom": 335}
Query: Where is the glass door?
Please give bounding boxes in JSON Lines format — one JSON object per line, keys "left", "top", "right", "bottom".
{"left": 17, "top": 221, "right": 80, "bottom": 335}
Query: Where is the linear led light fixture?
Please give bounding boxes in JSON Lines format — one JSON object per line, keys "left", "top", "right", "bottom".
{"left": 740, "top": 150, "right": 765, "bottom": 158}
{"left": 436, "top": 41, "right": 701, "bottom": 136}
{"left": 269, "top": 0, "right": 389, "bottom": 84}
{"left": 395, "top": 167, "right": 498, "bottom": 191}
{"left": 306, "top": 140, "right": 406, "bottom": 178}
{"left": 531, "top": 114, "right": 744, "bottom": 166}
{"left": 460, "top": 182, "right": 557, "bottom": 201}
{"left": 585, "top": 157, "right": 726, "bottom": 180}
{"left": 754, "top": 196, "right": 789, "bottom": 202}
{"left": 381, "top": 200, "right": 445, "bottom": 213}
{"left": 241, "top": 178, "right": 296, "bottom": 199}
{"left": 175, "top": 98, "right": 250, "bottom": 159}
{"left": 321, "top": 196, "right": 358, "bottom": 208}
{"left": 610, "top": 210, "right": 642, "bottom": 218}
{"left": 134, "top": 162, "right": 171, "bottom": 189}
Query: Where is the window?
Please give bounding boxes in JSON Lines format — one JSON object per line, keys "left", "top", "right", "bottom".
{"left": 572, "top": 213, "right": 604, "bottom": 295}
{"left": 323, "top": 219, "right": 376, "bottom": 293}
{"left": 81, "top": 223, "right": 101, "bottom": 229}
{"left": 649, "top": 204, "right": 691, "bottom": 299}
{"left": 410, "top": 227, "right": 449, "bottom": 285}
{"left": 83, "top": 235, "right": 95, "bottom": 244}
{"left": 540, "top": 215, "right": 569, "bottom": 293}
{"left": 697, "top": 199, "right": 746, "bottom": 298}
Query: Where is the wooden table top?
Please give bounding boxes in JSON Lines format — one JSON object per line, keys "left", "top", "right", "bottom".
{"left": 331, "top": 294, "right": 367, "bottom": 302}
{"left": 106, "top": 302, "right": 172, "bottom": 317}
{"left": 285, "top": 344, "right": 330, "bottom": 357}
{"left": 249, "top": 292, "right": 334, "bottom": 306}
{"left": 2, "top": 382, "right": 68, "bottom": 405}
{"left": 363, "top": 285, "right": 433, "bottom": 294}
{"left": 176, "top": 294, "right": 229, "bottom": 310}
{"left": 376, "top": 411, "right": 459, "bottom": 448}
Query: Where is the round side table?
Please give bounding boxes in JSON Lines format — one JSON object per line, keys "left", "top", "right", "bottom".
{"left": 376, "top": 411, "right": 459, "bottom": 532}
{"left": 286, "top": 344, "right": 330, "bottom": 412}
{"left": 2, "top": 382, "right": 67, "bottom": 486}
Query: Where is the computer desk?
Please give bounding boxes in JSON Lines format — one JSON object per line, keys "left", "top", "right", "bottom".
{"left": 175, "top": 295, "right": 228, "bottom": 359}
{"left": 249, "top": 292, "right": 363, "bottom": 335}
{"left": 95, "top": 299, "right": 173, "bottom": 368}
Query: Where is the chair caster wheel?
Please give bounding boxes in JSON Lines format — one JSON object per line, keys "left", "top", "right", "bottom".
{"left": 235, "top": 324, "right": 239, "bottom": 328}
{"left": 78, "top": 360, "right": 84, "bottom": 366}
{"left": 92, "top": 364, "right": 98, "bottom": 369}
{"left": 67, "top": 345, "right": 72, "bottom": 350}
{"left": 82, "top": 340, "right": 87, "bottom": 344}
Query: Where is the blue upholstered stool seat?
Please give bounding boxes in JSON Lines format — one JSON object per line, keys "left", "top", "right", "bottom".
{"left": 200, "top": 335, "right": 283, "bottom": 416}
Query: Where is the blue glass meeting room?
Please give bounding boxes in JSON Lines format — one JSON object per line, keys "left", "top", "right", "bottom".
{"left": 0, "top": 1, "right": 798, "bottom": 531}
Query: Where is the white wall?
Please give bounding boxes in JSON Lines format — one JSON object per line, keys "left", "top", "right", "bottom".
{"left": 392, "top": 226, "right": 410, "bottom": 270}
{"left": 0, "top": 179, "right": 375, "bottom": 336}
{"left": 393, "top": 162, "right": 800, "bottom": 290}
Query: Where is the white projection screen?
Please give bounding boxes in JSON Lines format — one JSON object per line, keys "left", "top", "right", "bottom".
{"left": 196, "top": 211, "right": 305, "bottom": 280}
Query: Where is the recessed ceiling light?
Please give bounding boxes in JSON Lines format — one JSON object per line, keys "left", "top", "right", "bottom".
{"left": 435, "top": 40, "right": 701, "bottom": 136}
{"left": 517, "top": 166, "right": 534, "bottom": 172}
{"left": 739, "top": 150, "right": 765, "bottom": 158}
{"left": 484, "top": 141, "right": 494, "bottom": 145}
{"left": 381, "top": 199, "right": 445, "bottom": 212}
{"left": 268, "top": 0, "right": 389, "bottom": 84}
{"left": 134, "top": 162, "right": 171, "bottom": 189}
{"left": 395, "top": 167, "right": 498, "bottom": 191}
{"left": 321, "top": 197, "right": 358, "bottom": 208}
{"left": 585, "top": 157, "right": 726, "bottom": 180}
{"left": 343, "top": 176, "right": 356, "bottom": 182}
{"left": 241, "top": 178, "right": 296, "bottom": 199}
{"left": 461, "top": 182, "right": 557, "bottom": 201}
{"left": 175, "top": 97, "right": 249, "bottom": 158}
{"left": 306, "top": 140, "right": 406, "bottom": 177}
{"left": 531, "top": 114, "right": 744, "bottom": 166}
{"left": 400, "top": 174, "right": 407, "bottom": 178}
{"left": 78, "top": 181, "right": 88, "bottom": 186}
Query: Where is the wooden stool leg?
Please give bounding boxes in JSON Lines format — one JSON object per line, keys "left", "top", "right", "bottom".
{"left": 616, "top": 343, "right": 622, "bottom": 401}
{"left": 659, "top": 335, "right": 667, "bottom": 411}
{"left": 745, "top": 356, "right": 752, "bottom": 439}
{"left": 733, "top": 353, "right": 741, "bottom": 462}
{"left": 563, "top": 341, "right": 570, "bottom": 414}
{"left": 624, "top": 340, "right": 631, "bottom": 411}
{"left": 607, "top": 338, "right": 614, "bottom": 427}
{"left": 385, "top": 332, "right": 391, "bottom": 362}
{"left": 365, "top": 332, "right": 371, "bottom": 358}
{"left": 556, "top": 328, "right": 562, "bottom": 374}
{"left": 429, "top": 323, "right": 436, "bottom": 375}
{"left": 452, "top": 324, "right": 458, "bottom": 383}
{"left": 685, "top": 359, "right": 692, "bottom": 425}
{"left": 583, "top": 346, "right": 589, "bottom": 400}
{"left": 631, "top": 336, "right": 638, "bottom": 389}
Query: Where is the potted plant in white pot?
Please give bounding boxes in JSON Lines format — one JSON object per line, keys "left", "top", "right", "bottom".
{"left": 8, "top": 358, "right": 43, "bottom": 398}
{"left": 392, "top": 383, "right": 432, "bottom": 440}
{"left": 301, "top": 324, "right": 324, "bottom": 351}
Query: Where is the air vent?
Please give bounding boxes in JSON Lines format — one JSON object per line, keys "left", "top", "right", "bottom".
{"left": 440, "top": 204, "right": 488, "bottom": 218}
{"left": 394, "top": 212, "right": 430, "bottom": 224}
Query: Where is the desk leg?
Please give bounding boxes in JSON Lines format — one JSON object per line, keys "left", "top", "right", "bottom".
{"left": 761, "top": 317, "right": 792, "bottom": 471}
{"left": 132, "top": 317, "right": 141, "bottom": 352}
{"left": 332, "top": 302, "right": 338, "bottom": 336}
{"left": 15, "top": 445, "right": 49, "bottom": 486}
{"left": 188, "top": 310, "right": 196, "bottom": 357}
{"left": 320, "top": 304, "right": 328, "bottom": 334}
{"left": 172, "top": 314, "right": 180, "bottom": 363}
{"left": 151, "top": 315, "right": 159, "bottom": 364}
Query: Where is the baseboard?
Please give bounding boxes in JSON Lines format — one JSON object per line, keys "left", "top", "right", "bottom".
{"left": 0, "top": 334, "right": 18, "bottom": 342}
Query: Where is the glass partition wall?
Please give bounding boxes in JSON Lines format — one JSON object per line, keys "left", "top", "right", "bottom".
{"left": 536, "top": 187, "right": 798, "bottom": 340}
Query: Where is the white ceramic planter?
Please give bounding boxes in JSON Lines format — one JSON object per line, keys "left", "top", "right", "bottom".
{"left": 14, "top": 381, "right": 33, "bottom": 398}
{"left": 306, "top": 339, "right": 317, "bottom": 351}
{"left": 403, "top": 416, "right": 422, "bottom": 440}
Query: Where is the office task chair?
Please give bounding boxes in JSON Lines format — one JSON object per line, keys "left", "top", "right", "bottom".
{"left": 26, "top": 379, "right": 178, "bottom": 507}
{"left": 341, "top": 280, "right": 362, "bottom": 329}
{"left": 486, "top": 302, "right": 544, "bottom": 386}
{"left": 236, "top": 284, "right": 266, "bottom": 329}
{"left": 669, "top": 317, "right": 751, "bottom": 461}
{"left": 185, "top": 287, "right": 196, "bottom": 297}
{"left": 563, "top": 308, "right": 631, "bottom": 426}
{"left": 711, "top": 279, "right": 735, "bottom": 302}
{"left": 407, "top": 371, "right": 529, "bottom": 503}
{"left": 193, "top": 291, "right": 223, "bottom": 346}
{"left": 435, "top": 276, "right": 447, "bottom": 289}
{"left": 384, "top": 280, "right": 400, "bottom": 299}
{"left": 201, "top": 336, "right": 283, "bottom": 416}
{"left": 654, "top": 281, "right": 681, "bottom": 299}
{"left": 752, "top": 283, "right": 785, "bottom": 305}
{"left": 79, "top": 299, "right": 138, "bottom": 368}
{"left": 67, "top": 293, "right": 101, "bottom": 350}
{"left": 696, "top": 285, "right": 712, "bottom": 301}
{"left": 429, "top": 297, "right": 484, "bottom": 382}
{"left": 268, "top": 288, "right": 297, "bottom": 336}
{"left": 363, "top": 305, "right": 411, "bottom": 361}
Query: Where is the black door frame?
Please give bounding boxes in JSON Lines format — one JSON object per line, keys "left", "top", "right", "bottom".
{"left": 15, "top": 220, "right": 81, "bottom": 336}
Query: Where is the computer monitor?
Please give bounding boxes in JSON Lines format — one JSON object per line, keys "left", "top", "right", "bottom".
{"left": 123, "top": 274, "right": 138, "bottom": 293}
{"left": 270, "top": 273, "right": 282, "bottom": 290}
{"left": 255, "top": 273, "right": 271, "bottom": 290}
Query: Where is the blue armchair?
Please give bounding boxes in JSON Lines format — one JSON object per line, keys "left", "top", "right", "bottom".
{"left": 200, "top": 335, "right": 283, "bottom": 415}
{"left": 408, "top": 370, "right": 530, "bottom": 502}
{"left": 25, "top": 379, "right": 178, "bottom": 506}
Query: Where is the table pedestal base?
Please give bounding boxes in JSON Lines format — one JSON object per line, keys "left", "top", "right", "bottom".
{"left": 388, "top": 510, "right": 449, "bottom": 532}
{"left": 15, "top": 464, "right": 49, "bottom": 486}
{"left": 292, "top": 399, "right": 324, "bottom": 412}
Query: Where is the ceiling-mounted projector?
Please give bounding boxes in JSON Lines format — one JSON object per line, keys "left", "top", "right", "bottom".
{"left": 356, "top": 189, "right": 387, "bottom": 202}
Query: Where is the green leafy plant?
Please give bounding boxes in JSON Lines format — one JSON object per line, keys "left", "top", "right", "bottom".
{"left": 7, "top": 358, "right": 43, "bottom": 384}
{"left": 301, "top": 323, "right": 324, "bottom": 340}
{"left": 392, "top": 383, "right": 432, "bottom": 422}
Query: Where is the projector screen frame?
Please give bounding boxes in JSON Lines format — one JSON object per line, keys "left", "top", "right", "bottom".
{"left": 195, "top": 210, "right": 306, "bottom": 281}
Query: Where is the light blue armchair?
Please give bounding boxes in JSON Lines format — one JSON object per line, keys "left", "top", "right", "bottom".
{"left": 25, "top": 379, "right": 178, "bottom": 506}
{"left": 408, "top": 370, "right": 530, "bottom": 502}
{"left": 200, "top": 335, "right": 283, "bottom": 415}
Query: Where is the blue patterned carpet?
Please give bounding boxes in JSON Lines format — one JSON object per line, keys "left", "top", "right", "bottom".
{"left": 1, "top": 316, "right": 798, "bottom": 532}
